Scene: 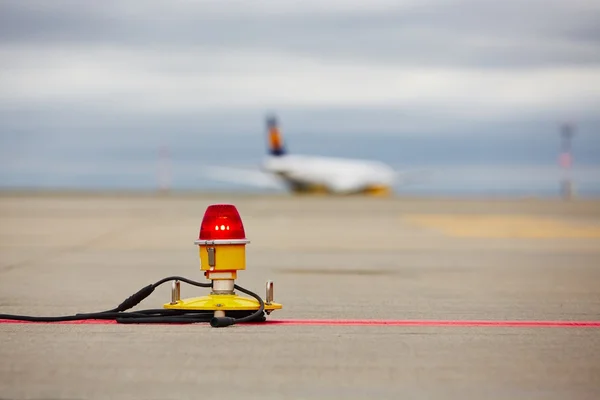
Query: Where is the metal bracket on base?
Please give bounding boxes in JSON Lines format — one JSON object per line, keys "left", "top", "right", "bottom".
{"left": 170, "top": 280, "right": 181, "bottom": 305}
{"left": 266, "top": 280, "right": 274, "bottom": 305}
{"left": 265, "top": 280, "right": 274, "bottom": 314}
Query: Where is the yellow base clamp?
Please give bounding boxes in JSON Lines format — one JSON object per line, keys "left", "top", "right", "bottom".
{"left": 163, "top": 204, "right": 282, "bottom": 327}
{"left": 164, "top": 281, "right": 282, "bottom": 315}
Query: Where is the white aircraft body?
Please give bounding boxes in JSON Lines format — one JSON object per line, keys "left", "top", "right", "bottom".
{"left": 202, "top": 116, "right": 427, "bottom": 196}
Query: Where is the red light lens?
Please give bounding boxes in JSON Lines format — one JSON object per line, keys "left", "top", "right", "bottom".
{"left": 198, "top": 204, "right": 246, "bottom": 240}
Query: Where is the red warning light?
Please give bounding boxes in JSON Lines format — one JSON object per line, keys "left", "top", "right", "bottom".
{"left": 198, "top": 204, "right": 246, "bottom": 241}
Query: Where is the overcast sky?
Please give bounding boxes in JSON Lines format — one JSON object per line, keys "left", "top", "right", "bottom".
{"left": 1, "top": 0, "right": 599, "bottom": 138}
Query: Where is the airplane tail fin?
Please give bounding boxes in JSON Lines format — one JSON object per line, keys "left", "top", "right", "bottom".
{"left": 266, "top": 115, "right": 286, "bottom": 156}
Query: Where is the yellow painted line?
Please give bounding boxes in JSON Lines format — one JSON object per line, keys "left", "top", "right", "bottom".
{"left": 403, "top": 214, "right": 600, "bottom": 239}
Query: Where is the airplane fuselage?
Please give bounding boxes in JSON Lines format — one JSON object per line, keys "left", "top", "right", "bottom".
{"left": 261, "top": 154, "right": 396, "bottom": 196}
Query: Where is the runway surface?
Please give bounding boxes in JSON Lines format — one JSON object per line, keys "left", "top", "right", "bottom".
{"left": 1, "top": 192, "right": 600, "bottom": 399}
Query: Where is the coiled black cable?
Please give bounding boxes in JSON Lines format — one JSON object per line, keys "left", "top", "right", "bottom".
{"left": 0, "top": 276, "right": 265, "bottom": 328}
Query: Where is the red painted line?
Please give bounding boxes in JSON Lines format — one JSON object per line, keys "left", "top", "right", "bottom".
{"left": 259, "top": 319, "right": 600, "bottom": 327}
{"left": 0, "top": 319, "right": 117, "bottom": 325}
{"left": 1, "top": 319, "right": 600, "bottom": 327}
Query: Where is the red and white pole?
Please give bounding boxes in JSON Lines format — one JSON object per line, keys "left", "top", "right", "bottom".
{"left": 559, "top": 123, "right": 575, "bottom": 200}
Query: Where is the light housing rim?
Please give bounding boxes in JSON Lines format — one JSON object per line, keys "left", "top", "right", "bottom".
{"left": 194, "top": 239, "right": 251, "bottom": 246}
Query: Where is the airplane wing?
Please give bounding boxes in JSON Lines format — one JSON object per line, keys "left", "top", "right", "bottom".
{"left": 199, "top": 166, "right": 285, "bottom": 189}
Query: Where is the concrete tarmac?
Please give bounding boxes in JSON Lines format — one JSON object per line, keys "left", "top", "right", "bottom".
{"left": 1, "top": 192, "right": 599, "bottom": 400}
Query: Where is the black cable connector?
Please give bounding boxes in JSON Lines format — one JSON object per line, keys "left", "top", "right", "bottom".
{"left": 112, "top": 284, "right": 155, "bottom": 312}
{"left": 0, "top": 276, "right": 266, "bottom": 328}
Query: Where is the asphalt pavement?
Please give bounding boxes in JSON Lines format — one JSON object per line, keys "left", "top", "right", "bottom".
{"left": 1, "top": 192, "right": 599, "bottom": 399}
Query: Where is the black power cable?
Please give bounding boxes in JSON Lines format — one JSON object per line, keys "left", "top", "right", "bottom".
{"left": 0, "top": 276, "right": 265, "bottom": 328}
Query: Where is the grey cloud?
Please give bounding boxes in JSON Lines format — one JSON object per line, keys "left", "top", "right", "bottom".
{"left": 0, "top": 0, "right": 598, "bottom": 134}
{"left": 1, "top": 0, "right": 599, "bottom": 68}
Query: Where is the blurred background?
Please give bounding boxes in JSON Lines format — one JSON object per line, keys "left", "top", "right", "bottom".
{"left": 2, "top": 4, "right": 600, "bottom": 398}
{"left": 1, "top": 0, "right": 599, "bottom": 198}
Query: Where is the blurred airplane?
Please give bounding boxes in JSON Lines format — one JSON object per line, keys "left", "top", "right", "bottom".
{"left": 201, "top": 115, "right": 429, "bottom": 196}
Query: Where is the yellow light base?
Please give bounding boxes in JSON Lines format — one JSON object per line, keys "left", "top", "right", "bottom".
{"left": 163, "top": 294, "right": 283, "bottom": 313}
